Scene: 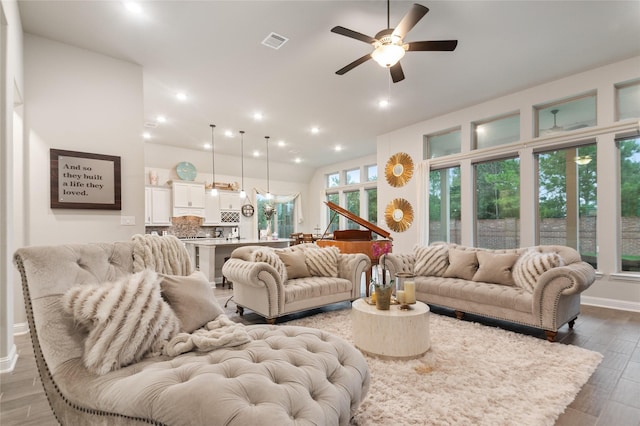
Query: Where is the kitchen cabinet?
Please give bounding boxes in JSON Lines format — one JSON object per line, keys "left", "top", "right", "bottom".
{"left": 204, "top": 192, "right": 221, "bottom": 225}
{"left": 219, "top": 192, "right": 242, "bottom": 210}
{"left": 145, "top": 187, "right": 172, "bottom": 225}
{"left": 172, "top": 181, "right": 205, "bottom": 217}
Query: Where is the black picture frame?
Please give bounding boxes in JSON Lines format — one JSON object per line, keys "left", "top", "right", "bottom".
{"left": 50, "top": 149, "right": 121, "bottom": 210}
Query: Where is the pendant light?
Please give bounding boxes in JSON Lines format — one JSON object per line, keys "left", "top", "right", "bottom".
{"left": 265, "top": 136, "right": 272, "bottom": 199}
{"left": 209, "top": 124, "right": 218, "bottom": 196}
{"left": 239, "top": 130, "right": 246, "bottom": 199}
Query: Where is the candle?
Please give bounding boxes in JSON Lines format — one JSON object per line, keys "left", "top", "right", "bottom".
{"left": 397, "top": 290, "right": 406, "bottom": 304}
{"left": 404, "top": 281, "right": 416, "bottom": 304}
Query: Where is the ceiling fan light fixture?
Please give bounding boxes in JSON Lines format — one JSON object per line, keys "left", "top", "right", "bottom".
{"left": 574, "top": 155, "right": 592, "bottom": 165}
{"left": 371, "top": 43, "right": 405, "bottom": 68}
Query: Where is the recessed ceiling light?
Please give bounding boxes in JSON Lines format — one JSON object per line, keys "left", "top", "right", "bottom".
{"left": 176, "top": 92, "right": 187, "bottom": 101}
{"left": 224, "top": 130, "right": 233, "bottom": 137}
{"left": 311, "top": 127, "right": 319, "bottom": 134}
{"left": 142, "top": 132, "right": 151, "bottom": 140}
{"left": 294, "top": 158, "right": 301, "bottom": 163}
{"left": 335, "top": 145, "right": 342, "bottom": 152}
{"left": 204, "top": 143, "right": 211, "bottom": 150}
{"left": 253, "top": 112, "right": 263, "bottom": 121}
{"left": 378, "top": 99, "right": 389, "bottom": 108}
{"left": 253, "top": 150, "right": 260, "bottom": 157}
{"left": 278, "top": 140, "right": 285, "bottom": 147}
{"left": 157, "top": 115, "right": 166, "bottom": 123}
{"left": 124, "top": 2, "right": 142, "bottom": 14}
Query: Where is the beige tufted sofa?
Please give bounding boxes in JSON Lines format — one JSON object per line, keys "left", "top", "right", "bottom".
{"left": 382, "top": 243, "right": 596, "bottom": 341}
{"left": 13, "top": 241, "right": 370, "bottom": 425}
{"left": 222, "top": 244, "right": 370, "bottom": 323}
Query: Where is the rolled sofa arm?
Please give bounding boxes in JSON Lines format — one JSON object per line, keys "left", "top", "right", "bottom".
{"left": 221, "top": 258, "right": 285, "bottom": 315}
{"left": 337, "top": 253, "right": 371, "bottom": 298}
{"left": 380, "top": 253, "right": 416, "bottom": 279}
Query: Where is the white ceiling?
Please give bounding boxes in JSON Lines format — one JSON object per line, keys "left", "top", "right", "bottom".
{"left": 18, "top": 0, "right": 640, "bottom": 170}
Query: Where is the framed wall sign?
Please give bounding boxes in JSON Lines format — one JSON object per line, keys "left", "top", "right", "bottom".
{"left": 50, "top": 149, "right": 121, "bottom": 210}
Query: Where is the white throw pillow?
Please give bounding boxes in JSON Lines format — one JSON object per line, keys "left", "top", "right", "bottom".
{"left": 61, "top": 269, "right": 180, "bottom": 375}
{"left": 305, "top": 246, "right": 339, "bottom": 277}
{"left": 414, "top": 244, "right": 449, "bottom": 277}
{"left": 513, "top": 250, "right": 564, "bottom": 293}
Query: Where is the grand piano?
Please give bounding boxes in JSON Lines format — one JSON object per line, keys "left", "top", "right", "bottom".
{"left": 317, "top": 201, "right": 393, "bottom": 296}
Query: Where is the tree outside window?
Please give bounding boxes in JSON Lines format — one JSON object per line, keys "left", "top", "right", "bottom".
{"left": 619, "top": 137, "right": 640, "bottom": 272}
{"left": 429, "top": 167, "right": 461, "bottom": 244}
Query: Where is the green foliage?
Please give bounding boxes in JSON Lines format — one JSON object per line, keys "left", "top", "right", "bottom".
{"left": 620, "top": 138, "right": 640, "bottom": 217}
{"left": 475, "top": 159, "right": 520, "bottom": 220}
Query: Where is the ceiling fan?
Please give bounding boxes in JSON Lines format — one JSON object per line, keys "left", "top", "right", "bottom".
{"left": 541, "top": 109, "right": 590, "bottom": 135}
{"left": 331, "top": 1, "right": 458, "bottom": 83}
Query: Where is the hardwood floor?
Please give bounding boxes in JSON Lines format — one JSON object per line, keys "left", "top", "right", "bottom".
{"left": 1, "top": 287, "right": 639, "bottom": 426}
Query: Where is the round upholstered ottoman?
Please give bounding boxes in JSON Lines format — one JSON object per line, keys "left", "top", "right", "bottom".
{"left": 60, "top": 325, "right": 370, "bottom": 426}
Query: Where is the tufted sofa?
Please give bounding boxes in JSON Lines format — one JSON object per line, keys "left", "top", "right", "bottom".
{"left": 222, "top": 244, "right": 370, "bottom": 324}
{"left": 13, "top": 240, "right": 370, "bottom": 425}
{"left": 381, "top": 243, "right": 596, "bottom": 341}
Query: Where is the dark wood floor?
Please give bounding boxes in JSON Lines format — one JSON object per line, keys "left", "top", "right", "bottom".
{"left": 1, "top": 287, "right": 639, "bottom": 426}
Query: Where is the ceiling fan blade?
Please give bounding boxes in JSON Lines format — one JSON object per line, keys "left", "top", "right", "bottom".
{"left": 336, "top": 54, "right": 373, "bottom": 75}
{"left": 331, "top": 26, "right": 377, "bottom": 44}
{"left": 390, "top": 62, "right": 405, "bottom": 83}
{"left": 406, "top": 40, "right": 458, "bottom": 52}
{"left": 392, "top": 3, "right": 429, "bottom": 39}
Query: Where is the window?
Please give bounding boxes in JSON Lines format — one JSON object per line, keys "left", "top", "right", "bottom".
{"left": 346, "top": 168, "right": 360, "bottom": 185}
{"left": 327, "top": 172, "right": 340, "bottom": 188}
{"left": 425, "top": 128, "right": 461, "bottom": 159}
{"left": 429, "top": 167, "right": 461, "bottom": 244}
{"left": 619, "top": 136, "right": 640, "bottom": 272}
{"left": 616, "top": 81, "right": 640, "bottom": 121}
{"left": 475, "top": 158, "right": 520, "bottom": 249}
{"left": 344, "top": 190, "right": 360, "bottom": 229}
{"left": 326, "top": 193, "right": 339, "bottom": 234}
{"left": 473, "top": 113, "right": 520, "bottom": 150}
{"left": 366, "top": 165, "right": 378, "bottom": 182}
{"left": 366, "top": 188, "right": 378, "bottom": 226}
{"left": 537, "top": 144, "right": 597, "bottom": 268}
{"left": 535, "top": 93, "right": 597, "bottom": 137}
{"left": 256, "top": 195, "right": 295, "bottom": 238}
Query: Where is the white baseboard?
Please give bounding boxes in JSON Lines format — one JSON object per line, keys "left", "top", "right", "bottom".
{"left": 0, "top": 344, "right": 18, "bottom": 373}
{"left": 13, "top": 322, "right": 29, "bottom": 335}
{"left": 582, "top": 296, "right": 640, "bottom": 313}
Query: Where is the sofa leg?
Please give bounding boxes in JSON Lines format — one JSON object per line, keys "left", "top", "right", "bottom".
{"left": 568, "top": 318, "right": 577, "bottom": 329}
{"left": 544, "top": 330, "right": 557, "bottom": 342}
{"left": 454, "top": 310, "right": 465, "bottom": 320}
{"left": 237, "top": 306, "right": 244, "bottom": 316}
{"left": 266, "top": 318, "right": 276, "bottom": 325}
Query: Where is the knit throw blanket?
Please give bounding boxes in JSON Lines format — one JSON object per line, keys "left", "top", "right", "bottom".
{"left": 163, "top": 314, "right": 251, "bottom": 357}
{"left": 132, "top": 234, "right": 193, "bottom": 276}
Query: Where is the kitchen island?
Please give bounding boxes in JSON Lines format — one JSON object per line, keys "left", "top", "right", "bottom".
{"left": 182, "top": 238, "right": 293, "bottom": 285}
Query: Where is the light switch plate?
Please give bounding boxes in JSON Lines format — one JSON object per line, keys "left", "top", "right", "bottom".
{"left": 120, "top": 216, "right": 136, "bottom": 226}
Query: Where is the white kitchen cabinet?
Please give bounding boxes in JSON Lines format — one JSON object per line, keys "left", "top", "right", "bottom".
{"left": 145, "top": 187, "right": 172, "bottom": 225}
{"left": 204, "top": 193, "right": 221, "bottom": 225}
{"left": 172, "top": 181, "right": 205, "bottom": 217}
{"left": 219, "top": 192, "right": 242, "bottom": 210}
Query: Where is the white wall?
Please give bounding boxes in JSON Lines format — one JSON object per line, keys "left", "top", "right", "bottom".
{"left": 0, "top": 0, "right": 24, "bottom": 373}
{"left": 24, "top": 34, "right": 145, "bottom": 245}
{"left": 377, "top": 56, "right": 640, "bottom": 310}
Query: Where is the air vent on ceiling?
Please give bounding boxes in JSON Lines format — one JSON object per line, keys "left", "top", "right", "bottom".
{"left": 262, "top": 32, "right": 289, "bottom": 50}
{"left": 144, "top": 122, "right": 158, "bottom": 128}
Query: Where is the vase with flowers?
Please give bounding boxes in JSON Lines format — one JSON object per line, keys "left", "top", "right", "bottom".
{"left": 371, "top": 242, "right": 394, "bottom": 310}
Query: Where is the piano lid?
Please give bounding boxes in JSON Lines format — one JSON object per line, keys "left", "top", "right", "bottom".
{"left": 324, "top": 201, "right": 393, "bottom": 241}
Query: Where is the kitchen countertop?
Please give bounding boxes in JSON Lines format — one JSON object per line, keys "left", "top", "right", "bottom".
{"left": 181, "top": 238, "right": 293, "bottom": 246}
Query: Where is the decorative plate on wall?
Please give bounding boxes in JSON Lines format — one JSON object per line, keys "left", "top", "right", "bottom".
{"left": 385, "top": 152, "right": 414, "bottom": 187}
{"left": 176, "top": 161, "right": 197, "bottom": 181}
{"left": 384, "top": 198, "right": 414, "bottom": 232}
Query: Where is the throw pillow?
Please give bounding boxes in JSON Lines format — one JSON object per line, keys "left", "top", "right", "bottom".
{"left": 61, "top": 269, "right": 180, "bottom": 375}
{"left": 159, "top": 271, "right": 224, "bottom": 333}
{"left": 513, "top": 250, "right": 565, "bottom": 293}
{"left": 305, "top": 246, "right": 339, "bottom": 277}
{"left": 414, "top": 244, "right": 449, "bottom": 276}
{"left": 472, "top": 251, "right": 519, "bottom": 286}
{"left": 251, "top": 248, "right": 288, "bottom": 282}
{"left": 276, "top": 250, "right": 311, "bottom": 279}
{"left": 442, "top": 249, "right": 479, "bottom": 280}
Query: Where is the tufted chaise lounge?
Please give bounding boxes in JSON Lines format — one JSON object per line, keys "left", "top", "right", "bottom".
{"left": 13, "top": 240, "right": 370, "bottom": 425}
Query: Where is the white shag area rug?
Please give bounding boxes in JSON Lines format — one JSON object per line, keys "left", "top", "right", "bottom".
{"left": 285, "top": 309, "right": 603, "bottom": 426}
